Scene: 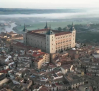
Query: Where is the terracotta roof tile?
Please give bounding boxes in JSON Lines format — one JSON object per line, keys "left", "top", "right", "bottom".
{"left": 0, "top": 69, "right": 10, "bottom": 73}
{"left": 39, "top": 86, "right": 49, "bottom": 91}
{"left": 30, "top": 29, "right": 48, "bottom": 32}
{"left": 32, "top": 52, "right": 46, "bottom": 57}
{"left": 27, "top": 32, "right": 46, "bottom": 37}
{"left": 55, "top": 31, "right": 71, "bottom": 36}
{"left": 61, "top": 64, "right": 72, "bottom": 69}
{"left": 27, "top": 29, "right": 48, "bottom": 37}
{"left": 27, "top": 29, "right": 71, "bottom": 36}
{"left": 13, "top": 42, "right": 40, "bottom": 50}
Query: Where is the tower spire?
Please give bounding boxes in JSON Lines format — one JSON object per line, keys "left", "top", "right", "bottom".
{"left": 23, "top": 24, "right": 27, "bottom": 32}
{"left": 46, "top": 22, "right": 47, "bottom": 26}
{"left": 44, "top": 22, "right": 48, "bottom": 29}
{"left": 70, "top": 22, "right": 75, "bottom": 31}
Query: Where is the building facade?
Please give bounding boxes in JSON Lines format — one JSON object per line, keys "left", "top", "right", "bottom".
{"left": 23, "top": 23, "right": 76, "bottom": 54}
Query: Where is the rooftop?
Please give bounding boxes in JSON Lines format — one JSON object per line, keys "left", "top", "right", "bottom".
{"left": 46, "top": 29, "right": 54, "bottom": 35}
{"left": 32, "top": 52, "right": 46, "bottom": 57}
{"left": 27, "top": 29, "right": 71, "bottom": 36}
{"left": 13, "top": 42, "right": 41, "bottom": 51}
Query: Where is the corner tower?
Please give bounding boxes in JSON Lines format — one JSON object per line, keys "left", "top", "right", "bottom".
{"left": 46, "top": 29, "right": 56, "bottom": 53}
{"left": 70, "top": 22, "right": 76, "bottom": 48}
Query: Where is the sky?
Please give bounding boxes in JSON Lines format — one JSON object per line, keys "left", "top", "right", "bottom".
{"left": 0, "top": 0, "right": 99, "bottom": 9}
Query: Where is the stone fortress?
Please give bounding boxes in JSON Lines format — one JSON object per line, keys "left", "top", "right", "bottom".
{"left": 23, "top": 22, "right": 76, "bottom": 54}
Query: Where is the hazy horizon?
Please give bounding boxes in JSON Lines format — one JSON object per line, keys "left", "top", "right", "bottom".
{"left": 0, "top": 8, "right": 99, "bottom": 19}
{"left": 0, "top": 0, "right": 99, "bottom": 9}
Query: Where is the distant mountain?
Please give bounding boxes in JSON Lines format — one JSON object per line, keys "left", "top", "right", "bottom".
{"left": 0, "top": 8, "right": 86, "bottom": 14}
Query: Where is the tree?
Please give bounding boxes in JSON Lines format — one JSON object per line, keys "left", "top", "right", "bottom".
{"left": 58, "top": 27, "right": 62, "bottom": 31}
{"left": 63, "top": 27, "right": 67, "bottom": 31}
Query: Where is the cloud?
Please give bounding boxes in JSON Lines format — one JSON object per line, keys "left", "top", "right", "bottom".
{"left": 0, "top": 0, "right": 99, "bottom": 8}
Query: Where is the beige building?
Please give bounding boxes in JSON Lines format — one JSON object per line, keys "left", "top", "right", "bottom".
{"left": 23, "top": 23, "right": 76, "bottom": 54}
{"left": 27, "top": 50, "right": 50, "bottom": 69}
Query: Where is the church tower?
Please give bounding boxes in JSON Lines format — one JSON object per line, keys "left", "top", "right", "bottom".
{"left": 44, "top": 22, "right": 48, "bottom": 29}
{"left": 23, "top": 24, "right": 27, "bottom": 45}
{"left": 23, "top": 24, "right": 27, "bottom": 32}
{"left": 70, "top": 22, "right": 76, "bottom": 48}
{"left": 46, "top": 29, "right": 56, "bottom": 53}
